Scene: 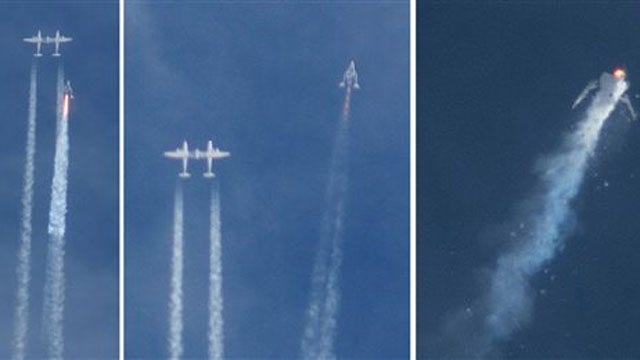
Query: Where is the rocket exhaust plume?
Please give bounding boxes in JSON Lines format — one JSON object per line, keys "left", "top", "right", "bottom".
{"left": 435, "top": 71, "right": 631, "bottom": 358}
{"left": 12, "top": 58, "right": 39, "bottom": 360}
{"left": 62, "top": 93, "right": 70, "bottom": 119}
{"left": 342, "top": 86, "right": 352, "bottom": 122}
{"left": 208, "top": 183, "right": 224, "bottom": 360}
{"left": 42, "top": 60, "right": 70, "bottom": 360}
{"left": 168, "top": 183, "right": 184, "bottom": 360}
{"left": 301, "top": 81, "right": 353, "bottom": 360}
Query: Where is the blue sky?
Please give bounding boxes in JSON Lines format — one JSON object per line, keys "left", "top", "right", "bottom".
{"left": 419, "top": 2, "right": 640, "bottom": 358}
{"left": 125, "top": 1, "right": 409, "bottom": 358}
{"left": 0, "top": 2, "right": 118, "bottom": 359}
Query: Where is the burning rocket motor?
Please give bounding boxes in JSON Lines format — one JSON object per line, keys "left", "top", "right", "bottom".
{"left": 572, "top": 68, "right": 637, "bottom": 121}
{"left": 339, "top": 60, "right": 361, "bottom": 90}
{"left": 62, "top": 81, "right": 73, "bottom": 118}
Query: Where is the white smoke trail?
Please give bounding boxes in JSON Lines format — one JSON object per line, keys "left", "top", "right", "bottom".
{"left": 168, "top": 183, "right": 184, "bottom": 360}
{"left": 438, "top": 73, "right": 630, "bottom": 358}
{"left": 208, "top": 183, "right": 224, "bottom": 360}
{"left": 316, "top": 199, "right": 346, "bottom": 360}
{"left": 301, "top": 86, "right": 352, "bottom": 360}
{"left": 12, "top": 59, "right": 38, "bottom": 360}
{"left": 43, "top": 60, "right": 69, "bottom": 360}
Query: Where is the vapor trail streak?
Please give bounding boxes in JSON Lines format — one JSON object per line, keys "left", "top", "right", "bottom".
{"left": 43, "top": 60, "right": 69, "bottom": 360}
{"left": 13, "top": 59, "right": 38, "bottom": 360}
{"left": 438, "top": 73, "right": 630, "bottom": 358}
{"left": 208, "top": 183, "right": 224, "bottom": 360}
{"left": 302, "top": 86, "right": 352, "bottom": 360}
{"left": 168, "top": 183, "right": 184, "bottom": 360}
{"left": 342, "top": 85, "right": 352, "bottom": 122}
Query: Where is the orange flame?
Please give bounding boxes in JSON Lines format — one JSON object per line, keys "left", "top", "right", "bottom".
{"left": 62, "top": 94, "right": 69, "bottom": 118}
{"left": 613, "top": 68, "right": 626, "bottom": 79}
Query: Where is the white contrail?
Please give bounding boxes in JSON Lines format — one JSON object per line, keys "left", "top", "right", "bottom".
{"left": 208, "top": 183, "right": 224, "bottom": 360}
{"left": 43, "top": 60, "right": 70, "bottom": 360}
{"left": 302, "top": 85, "right": 352, "bottom": 360}
{"left": 438, "top": 72, "right": 630, "bottom": 358}
{"left": 316, "top": 199, "right": 346, "bottom": 360}
{"left": 168, "top": 183, "right": 184, "bottom": 360}
{"left": 12, "top": 59, "right": 38, "bottom": 360}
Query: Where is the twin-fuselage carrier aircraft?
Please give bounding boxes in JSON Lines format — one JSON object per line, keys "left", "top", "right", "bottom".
{"left": 164, "top": 140, "right": 230, "bottom": 178}
{"left": 23, "top": 30, "right": 72, "bottom": 57}
{"left": 22, "top": 30, "right": 46, "bottom": 57}
{"left": 48, "top": 30, "right": 73, "bottom": 57}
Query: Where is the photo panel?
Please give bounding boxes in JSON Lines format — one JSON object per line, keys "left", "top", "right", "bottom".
{"left": 125, "top": 1, "right": 410, "bottom": 359}
{"left": 418, "top": 2, "right": 640, "bottom": 358}
{"left": 0, "top": 2, "right": 119, "bottom": 359}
